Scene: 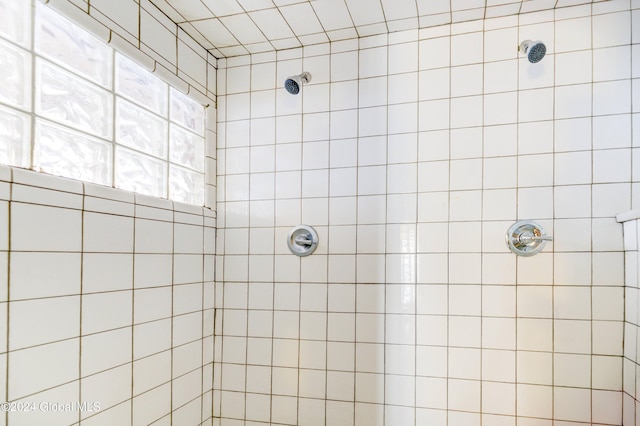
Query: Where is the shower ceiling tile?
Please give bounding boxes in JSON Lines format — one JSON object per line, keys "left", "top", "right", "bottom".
{"left": 280, "top": 3, "right": 325, "bottom": 36}
{"left": 164, "top": 0, "right": 214, "bottom": 22}
{"left": 451, "top": 0, "right": 486, "bottom": 11}
{"left": 149, "top": 0, "right": 600, "bottom": 58}
{"left": 344, "top": 0, "right": 386, "bottom": 27}
{"left": 487, "top": 0, "right": 521, "bottom": 6}
{"left": 521, "top": 0, "right": 558, "bottom": 13}
{"left": 191, "top": 18, "right": 239, "bottom": 47}
{"left": 237, "top": 0, "right": 276, "bottom": 11}
{"left": 220, "top": 14, "right": 268, "bottom": 44}
{"left": 416, "top": 0, "right": 450, "bottom": 15}
{"left": 311, "top": 0, "right": 354, "bottom": 31}
{"left": 201, "top": 0, "right": 244, "bottom": 17}
{"left": 249, "top": 8, "right": 296, "bottom": 40}
{"left": 380, "top": 0, "right": 418, "bottom": 21}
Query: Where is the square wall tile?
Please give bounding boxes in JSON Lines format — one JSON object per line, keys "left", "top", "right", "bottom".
{"left": 83, "top": 253, "right": 133, "bottom": 294}
{"left": 8, "top": 338, "right": 79, "bottom": 400}
{"left": 10, "top": 382, "right": 79, "bottom": 424}
{"left": 82, "top": 291, "right": 133, "bottom": 335}
{"left": 81, "top": 364, "right": 132, "bottom": 417}
{"left": 10, "top": 252, "right": 81, "bottom": 299}
{"left": 11, "top": 203, "right": 81, "bottom": 252}
{"left": 83, "top": 212, "right": 134, "bottom": 253}
{"left": 81, "top": 328, "right": 132, "bottom": 377}
{"left": 9, "top": 296, "right": 79, "bottom": 350}
{"left": 135, "top": 219, "right": 174, "bottom": 254}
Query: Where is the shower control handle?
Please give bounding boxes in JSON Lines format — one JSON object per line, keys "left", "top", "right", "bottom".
{"left": 294, "top": 237, "right": 313, "bottom": 247}
{"left": 518, "top": 231, "right": 553, "bottom": 244}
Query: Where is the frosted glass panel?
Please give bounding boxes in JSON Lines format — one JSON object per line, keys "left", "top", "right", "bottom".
{"left": 36, "top": 59, "right": 113, "bottom": 138}
{"left": 116, "top": 98, "right": 168, "bottom": 158}
{"left": 170, "top": 165, "right": 204, "bottom": 206}
{"left": 115, "top": 147, "right": 167, "bottom": 198}
{"left": 169, "top": 124, "right": 205, "bottom": 172}
{"left": 0, "top": 40, "right": 31, "bottom": 109}
{"left": 35, "top": 2, "right": 112, "bottom": 88}
{"left": 115, "top": 53, "right": 167, "bottom": 117}
{"left": 34, "top": 119, "right": 112, "bottom": 186}
{"left": 0, "top": 106, "right": 30, "bottom": 168}
{"left": 0, "top": 0, "right": 30, "bottom": 47}
{"left": 170, "top": 88, "right": 205, "bottom": 136}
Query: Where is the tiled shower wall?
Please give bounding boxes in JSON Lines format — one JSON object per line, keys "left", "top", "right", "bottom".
{"left": 215, "top": 1, "right": 634, "bottom": 425}
{"left": 0, "top": 1, "right": 218, "bottom": 425}
{"left": 0, "top": 166, "right": 216, "bottom": 425}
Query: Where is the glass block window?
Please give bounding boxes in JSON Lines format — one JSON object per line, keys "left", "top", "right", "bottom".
{"left": 0, "top": 0, "right": 206, "bottom": 206}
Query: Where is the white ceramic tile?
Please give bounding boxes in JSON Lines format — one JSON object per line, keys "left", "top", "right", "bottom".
{"left": 554, "top": 319, "right": 592, "bottom": 354}
{"left": 451, "top": 64, "right": 482, "bottom": 97}
{"left": 134, "top": 286, "right": 172, "bottom": 323}
{"left": 450, "top": 95, "right": 482, "bottom": 128}
{"left": 593, "top": 114, "right": 631, "bottom": 150}
{"left": 134, "top": 254, "right": 173, "bottom": 288}
{"left": 359, "top": 106, "right": 387, "bottom": 137}
{"left": 173, "top": 311, "right": 203, "bottom": 346}
{"left": 82, "top": 253, "right": 133, "bottom": 294}
{"left": 517, "top": 384, "right": 552, "bottom": 418}
{"left": 9, "top": 296, "right": 79, "bottom": 350}
{"left": 355, "top": 312, "right": 384, "bottom": 343}
{"left": 555, "top": 151, "right": 592, "bottom": 185}
{"left": 82, "top": 290, "right": 133, "bottom": 334}
{"left": 593, "top": 11, "right": 631, "bottom": 48}
{"left": 448, "top": 378, "right": 480, "bottom": 412}
{"left": 133, "top": 318, "right": 172, "bottom": 360}
{"left": 593, "top": 320, "right": 623, "bottom": 355}
{"left": 592, "top": 286, "right": 624, "bottom": 321}
{"left": 135, "top": 219, "right": 174, "bottom": 253}
{"left": 387, "top": 163, "right": 417, "bottom": 194}
{"left": 517, "top": 351, "right": 552, "bottom": 385}
{"left": 448, "top": 347, "right": 480, "bottom": 380}
{"left": 594, "top": 80, "right": 632, "bottom": 115}
{"left": 482, "top": 349, "right": 515, "bottom": 383}
{"left": 451, "top": 32, "right": 483, "bottom": 65}
{"left": 140, "top": 9, "right": 177, "bottom": 65}
{"left": 553, "top": 185, "right": 590, "bottom": 220}
{"left": 174, "top": 254, "right": 204, "bottom": 284}
{"left": 173, "top": 339, "right": 202, "bottom": 378}
{"left": 554, "top": 386, "right": 591, "bottom": 423}
{"left": 555, "top": 83, "right": 592, "bottom": 119}
{"left": 388, "top": 103, "right": 417, "bottom": 134}
{"left": 12, "top": 184, "right": 83, "bottom": 210}
{"left": 8, "top": 338, "right": 79, "bottom": 400}
{"left": 11, "top": 203, "right": 82, "bottom": 251}
{"left": 419, "top": 68, "right": 449, "bottom": 101}
{"left": 517, "top": 318, "right": 552, "bottom": 352}
{"left": 81, "top": 364, "right": 132, "bottom": 417}
{"left": 10, "top": 252, "right": 81, "bottom": 299}
{"left": 592, "top": 389, "right": 623, "bottom": 424}
{"left": 81, "top": 328, "right": 132, "bottom": 377}
{"left": 553, "top": 353, "right": 591, "bottom": 388}
{"left": 415, "top": 376, "right": 447, "bottom": 409}
{"left": 594, "top": 45, "right": 631, "bottom": 82}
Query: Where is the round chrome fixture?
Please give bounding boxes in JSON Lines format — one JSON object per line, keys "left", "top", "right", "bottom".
{"left": 287, "top": 225, "right": 318, "bottom": 257}
{"left": 506, "top": 220, "right": 553, "bottom": 256}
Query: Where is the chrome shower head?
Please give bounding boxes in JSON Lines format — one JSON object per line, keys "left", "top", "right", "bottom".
{"left": 519, "top": 40, "right": 546, "bottom": 63}
{"left": 284, "top": 72, "right": 311, "bottom": 95}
